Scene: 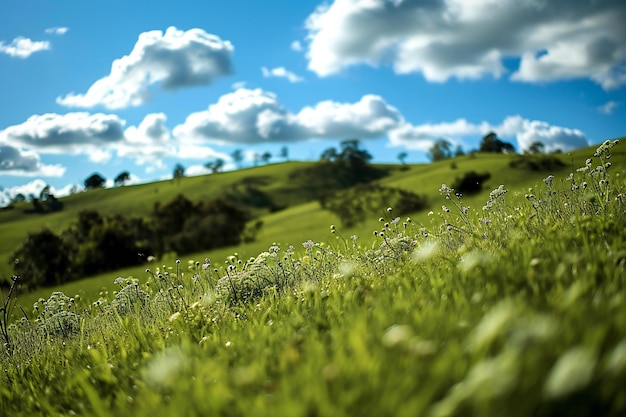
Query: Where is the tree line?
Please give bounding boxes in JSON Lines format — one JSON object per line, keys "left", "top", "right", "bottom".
{"left": 9, "top": 194, "right": 250, "bottom": 290}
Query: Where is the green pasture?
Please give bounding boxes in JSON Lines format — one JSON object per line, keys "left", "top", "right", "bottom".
{"left": 4, "top": 145, "right": 626, "bottom": 311}
{"left": 2, "top": 140, "right": 626, "bottom": 416}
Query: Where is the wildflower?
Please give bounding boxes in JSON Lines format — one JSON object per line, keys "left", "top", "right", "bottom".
{"left": 442, "top": 205, "right": 450, "bottom": 213}
{"left": 302, "top": 240, "right": 316, "bottom": 250}
{"left": 269, "top": 245, "right": 280, "bottom": 253}
{"left": 489, "top": 185, "right": 508, "bottom": 199}
{"left": 439, "top": 184, "right": 453, "bottom": 198}
{"left": 202, "top": 258, "right": 211, "bottom": 270}
{"left": 543, "top": 175, "right": 554, "bottom": 188}
{"left": 387, "top": 207, "right": 393, "bottom": 213}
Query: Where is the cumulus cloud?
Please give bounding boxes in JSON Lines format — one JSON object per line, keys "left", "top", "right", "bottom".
{"left": 303, "top": 0, "right": 626, "bottom": 89}
{"left": 388, "top": 115, "right": 589, "bottom": 153}
{"left": 45, "top": 27, "right": 69, "bottom": 35}
{"left": 0, "top": 145, "right": 66, "bottom": 177}
{"left": 499, "top": 116, "right": 589, "bottom": 153}
{"left": 1, "top": 113, "right": 126, "bottom": 158}
{"left": 598, "top": 100, "right": 621, "bottom": 115}
{"left": 0, "top": 180, "right": 85, "bottom": 205}
{"left": 0, "top": 36, "right": 50, "bottom": 58}
{"left": 388, "top": 119, "right": 488, "bottom": 151}
{"left": 174, "top": 88, "right": 403, "bottom": 144}
{"left": 120, "top": 113, "right": 174, "bottom": 165}
{"left": 57, "top": 26, "right": 234, "bottom": 109}
{"left": 261, "top": 66, "right": 304, "bottom": 83}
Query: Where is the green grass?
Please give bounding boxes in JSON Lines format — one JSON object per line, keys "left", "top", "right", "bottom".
{"left": 5, "top": 146, "right": 626, "bottom": 312}
{"left": 1, "top": 141, "right": 626, "bottom": 416}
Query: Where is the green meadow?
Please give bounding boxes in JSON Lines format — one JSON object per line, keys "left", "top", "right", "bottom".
{"left": 2, "top": 141, "right": 626, "bottom": 416}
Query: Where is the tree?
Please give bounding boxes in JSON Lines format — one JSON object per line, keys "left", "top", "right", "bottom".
{"left": 231, "top": 149, "right": 244, "bottom": 168}
{"left": 173, "top": 163, "right": 185, "bottom": 180}
{"left": 12, "top": 193, "right": 25, "bottom": 204}
{"left": 454, "top": 145, "right": 466, "bottom": 157}
{"left": 261, "top": 151, "right": 272, "bottom": 164}
{"left": 397, "top": 152, "right": 408, "bottom": 165}
{"left": 39, "top": 184, "right": 51, "bottom": 201}
{"left": 205, "top": 158, "right": 225, "bottom": 174}
{"left": 84, "top": 173, "right": 106, "bottom": 190}
{"left": 527, "top": 141, "right": 545, "bottom": 154}
{"left": 279, "top": 146, "right": 289, "bottom": 161}
{"left": 11, "top": 228, "right": 74, "bottom": 289}
{"left": 479, "top": 132, "right": 515, "bottom": 154}
{"left": 320, "top": 147, "right": 338, "bottom": 162}
{"left": 338, "top": 139, "right": 372, "bottom": 168}
{"left": 114, "top": 171, "right": 131, "bottom": 186}
{"left": 429, "top": 139, "right": 453, "bottom": 161}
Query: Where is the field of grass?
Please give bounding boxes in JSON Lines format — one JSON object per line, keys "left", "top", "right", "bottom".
{"left": 1, "top": 140, "right": 625, "bottom": 416}
{"left": 5, "top": 145, "right": 626, "bottom": 315}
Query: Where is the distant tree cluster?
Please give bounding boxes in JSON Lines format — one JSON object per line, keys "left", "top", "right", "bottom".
{"left": 290, "top": 139, "right": 388, "bottom": 201}
{"left": 323, "top": 183, "right": 428, "bottom": 227}
{"left": 10, "top": 194, "right": 251, "bottom": 290}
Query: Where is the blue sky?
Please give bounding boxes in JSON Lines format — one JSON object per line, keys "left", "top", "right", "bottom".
{"left": 0, "top": 0, "right": 625, "bottom": 204}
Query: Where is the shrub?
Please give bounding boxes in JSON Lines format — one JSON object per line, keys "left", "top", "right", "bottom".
{"left": 10, "top": 229, "right": 74, "bottom": 289}
{"left": 324, "top": 183, "right": 428, "bottom": 227}
{"left": 451, "top": 171, "right": 491, "bottom": 195}
{"left": 509, "top": 155, "right": 566, "bottom": 171}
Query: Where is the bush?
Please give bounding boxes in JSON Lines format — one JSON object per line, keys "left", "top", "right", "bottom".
{"left": 509, "top": 155, "right": 565, "bottom": 171}
{"left": 324, "top": 183, "right": 428, "bottom": 227}
{"left": 451, "top": 171, "right": 491, "bottom": 195}
{"left": 11, "top": 229, "right": 74, "bottom": 289}
{"left": 152, "top": 195, "right": 250, "bottom": 255}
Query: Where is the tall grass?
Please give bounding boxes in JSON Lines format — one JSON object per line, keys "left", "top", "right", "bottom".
{"left": 1, "top": 141, "right": 625, "bottom": 416}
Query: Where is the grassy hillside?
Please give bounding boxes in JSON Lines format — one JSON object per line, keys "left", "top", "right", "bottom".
{"left": 2, "top": 140, "right": 625, "bottom": 416}
{"left": 3, "top": 144, "right": 626, "bottom": 308}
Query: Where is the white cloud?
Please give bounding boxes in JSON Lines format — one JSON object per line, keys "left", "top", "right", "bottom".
{"left": 303, "top": 0, "right": 626, "bottom": 89}
{"left": 0, "top": 36, "right": 50, "bottom": 58}
{"left": 45, "top": 27, "right": 69, "bottom": 35}
{"left": 261, "top": 66, "right": 304, "bottom": 83}
{"left": 174, "top": 88, "right": 403, "bottom": 144}
{"left": 57, "top": 26, "right": 234, "bottom": 109}
{"left": 388, "top": 115, "right": 589, "bottom": 153}
{"left": 0, "top": 179, "right": 82, "bottom": 207}
{"left": 120, "top": 113, "right": 174, "bottom": 165}
{"left": 291, "top": 40, "right": 303, "bottom": 52}
{"left": 499, "top": 116, "right": 589, "bottom": 153}
{"left": 185, "top": 165, "right": 212, "bottom": 177}
{"left": 598, "top": 100, "right": 621, "bottom": 115}
{"left": 0, "top": 144, "right": 66, "bottom": 177}
{"left": 388, "top": 119, "right": 487, "bottom": 151}
{"left": 1, "top": 112, "right": 126, "bottom": 156}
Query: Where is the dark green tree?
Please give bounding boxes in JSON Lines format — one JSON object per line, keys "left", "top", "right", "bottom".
{"left": 205, "top": 158, "right": 225, "bottom": 173}
{"left": 11, "top": 228, "right": 74, "bottom": 289}
{"left": 173, "top": 164, "right": 185, "bottom": 180}
{"left": 527, "top": 141, "right": 545, "bottom": 154}
{"left": 480, "top": 132, "right": 515, "bottom": 154}
{"left": 84, "top": 173, "right": 106, "bottom": 190}
{"left": 231, "top": 149, "right": 244, "bottom": 168}
{"left": 398, "top": 152, "right": 408, "bottom": 165}
{"left": 114, "top": 171, "right": 131, "bottom": 186}
{"left": 429, "top": 139, "right": 453, "bottom": 161}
